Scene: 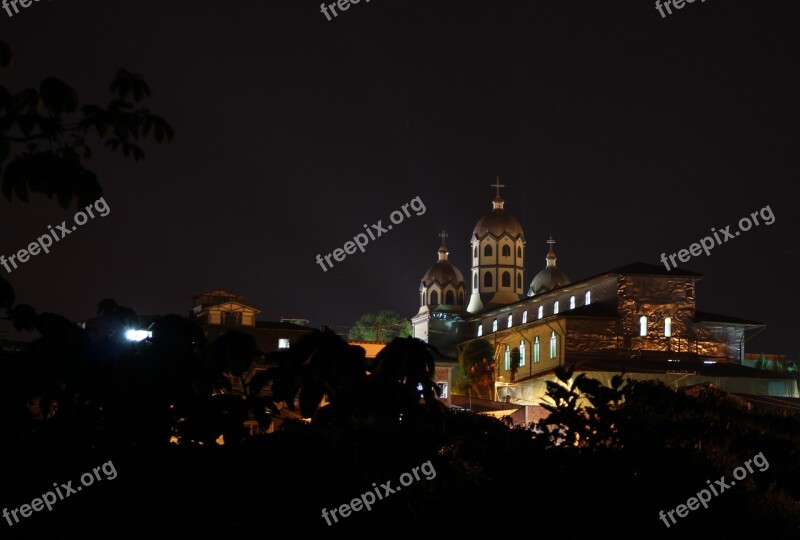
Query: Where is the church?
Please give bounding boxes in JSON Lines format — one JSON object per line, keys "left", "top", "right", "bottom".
{"left": 411, "top": 182, "right": 798, "bottom": 411}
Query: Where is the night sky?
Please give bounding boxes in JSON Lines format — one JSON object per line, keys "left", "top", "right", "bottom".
{"left": 1, "top": 1, "right": 798, "bottom": 355}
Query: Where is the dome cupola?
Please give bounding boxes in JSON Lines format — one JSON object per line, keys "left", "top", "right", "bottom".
{"left": 528, "top": 237, "right": 571, "bottom": 296}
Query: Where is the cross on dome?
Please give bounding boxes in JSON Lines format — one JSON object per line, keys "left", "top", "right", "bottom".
{"left": 490, "top": 177, "right": 505, "bottom": 198}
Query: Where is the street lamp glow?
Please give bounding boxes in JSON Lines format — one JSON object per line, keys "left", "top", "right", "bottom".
{"left": 125, "top": 329, "right": 151, "bottom": 342}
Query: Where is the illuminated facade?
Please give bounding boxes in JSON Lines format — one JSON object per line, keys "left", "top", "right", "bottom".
{"left": 413, "top": 185, "right": 799, "bottom": 402}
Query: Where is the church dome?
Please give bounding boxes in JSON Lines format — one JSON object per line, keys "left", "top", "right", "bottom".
{"left": 422, "top": 246, "right": 464, "bottom": 287}
{"left": 528, "top": 238, "right": 571, "bottom": 296}
{"left": 472, "top": 196, "right": 524, "bottom": 239}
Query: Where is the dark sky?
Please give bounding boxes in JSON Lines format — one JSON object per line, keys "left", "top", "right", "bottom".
{"left": 1, "top": 0, "right": 798, "bottom": 356}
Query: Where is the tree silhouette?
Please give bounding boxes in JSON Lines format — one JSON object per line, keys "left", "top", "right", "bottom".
{"left": 348, "top": 309, "right": 412, "bottom": 342}
{"left": 0, "top": 39, "right": 173, "bottom": 318}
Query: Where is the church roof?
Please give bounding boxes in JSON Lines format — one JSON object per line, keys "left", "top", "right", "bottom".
{"left": 422, "top": 258, "right": 465, "bottom": 288}
{"left": 472, "top": 202, "right": 524, "bottom": 239}
{"left": 694, "top": 311, "right": 764, "bottom": 327}
{"left": 528, "top": 238, "right": 571, "bottom": 296}
{"left": 605, "top": 262, "right": 704, "bottom": 278}
{"left": 421, "top": 237, "right": 465, "bottom": 289}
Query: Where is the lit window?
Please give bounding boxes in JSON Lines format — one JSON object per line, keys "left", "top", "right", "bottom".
{"left": 534, "top": 336, "right": 540, "bottom": 363}
{"left": 665, "top": 317, "right": 672, "bottom": 337}
{"left": 492, "top": 319, "right": 498, "bottom": 332}
{"left": 477, "top": 325, "right": 483, "bottom": 337}
{"left": 502, "top": 245, "right": 511, "bottom": 257}
{"left": 437, "top": 382, "right": 448, "bottom": 399}
{"left": 570, "top": 296, "right": 576, "bottom": 310}
{"left": 278, "top": 338, "right": 290, "bottom": 349}
{"left": 585, "top": 291, "right": 591, "bottom": 305}
{"left": 538, "top": 306, "right": 543, "bottom": 319}
{"left": 508, "top": 314, "right": 513, "bottom": 328}
{"left": 504, "top": 345, "right": 511, "bottom": 371}
{"left": 554, "top": 301, "right": 559, "bottom": 315}
{"left": 522, "top": 311, "right": 528, "bottom": 324}
{"left": 519, "top": 340, "right": 526, "bottom": 367}
{"left": 550, "top": 331, "right": 557, "bottom": 358}
{"left": 639, "top": 316, "right": 648, "bottom": 337}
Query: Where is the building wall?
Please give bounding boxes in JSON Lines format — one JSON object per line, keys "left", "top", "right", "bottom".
{"left": 566, "top": 318, "right": 620, "bottom": 353}
{"left": 491, "top": 319, "right": 566, "bottom": 383}
{"left": 617, "top": 275, "right": 695, "bottom": 341}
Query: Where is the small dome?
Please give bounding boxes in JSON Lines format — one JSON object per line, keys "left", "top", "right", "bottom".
{"left": 528, "top": 238, "right": 570, "bottom": 296}
{"left": 422, "top": 246, "right": 464, "bottom": 288}
{"left": 472, "top": 196, "right": 524, "bottom": 239}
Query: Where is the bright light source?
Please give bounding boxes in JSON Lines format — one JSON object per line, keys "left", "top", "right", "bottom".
{"left": 125, "top": 329, "right": 151, "bottom": 342}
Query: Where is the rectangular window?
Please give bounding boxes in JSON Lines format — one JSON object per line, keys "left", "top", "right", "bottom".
{"left": 436, "top": 382, "right": 448, "bottom": 399}
{"left": 519, "top": 341, "right": 526, "bottom": 367}
{"left": 522, "top": 311, "right": 528, "bottom": 324}
{"left": 278, "top": 338, "right": 290, "bottom": 349}
{"left": 222, "top": 311, "right": 241, "bottom": 325}
{"left": 550, "top": 331, "right": 557, "bottom": 358}
{"left": 534, "top": 337, "right": 540, "bottom": 363}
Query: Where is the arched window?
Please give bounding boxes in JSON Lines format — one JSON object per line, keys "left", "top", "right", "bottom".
{"left": 522, "top": 310, "right": 528, "bottom": 324}
{"left": 504, "top": 345, "right": 511, "bottom": 371}
{"left": 458, "top": 292, "right": 464, "bottom": 305}
{"left": 474, "top": 274, "right": 478, "bottom": 289}
{"left": 554, "top": 301, "right": 559, "bottom": 315}
{"left": 477, "top": 325, "right": 483, "bottom": 337}
{"left": 445, "top": 290, "right": 454, "bottom": 304}
{"left": 639, "top": 316, "right": 648, "bottom": 337}
{"left": 484, "top": 244, "right": 493, "bottom": 257}
{"left": 430, "top": 291, "right": 439, "bottom": 305}
{"left": 484, "top": 272, "right": 493, "bottom": 287}
{"left": 534, "top": 336, "right": 540, "bottom": 363}
{"left": 502, "top": 245, "right": 511, "bottom": 257}
{"left": 550, "top": 331, "right": 557, "bottom": 358}
{"left": 517, "top": 246, "right": 522, "bottom": 258}
{"left": 585, "top": 290, "right": 591, "bottom": 305}
{"left": 665, "top": 317, "right": 672, "bottom": 337}
{"left": 570, "top": 296, "right": 576, "bottom": 310}
{"left": 519, "top": 340, "right": 526, "bottom": 367}
{"left": 537, "top": 306, "right": 543, "bottom": 319}
{"left": 492, "top": 319, "right": 498, "bottom": 332}
{"left": 507, "top": 314, "right": 513, "bottom": 328}
{"left": 517, "top": 273, "right": 522, "bottom": 289}
{"left": 502, "top": 271, "right": 511, "bottom": 287}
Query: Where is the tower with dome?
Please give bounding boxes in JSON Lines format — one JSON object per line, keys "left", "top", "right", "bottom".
{"left": 466, "top": 179, "right": 526, "bottom": 313}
